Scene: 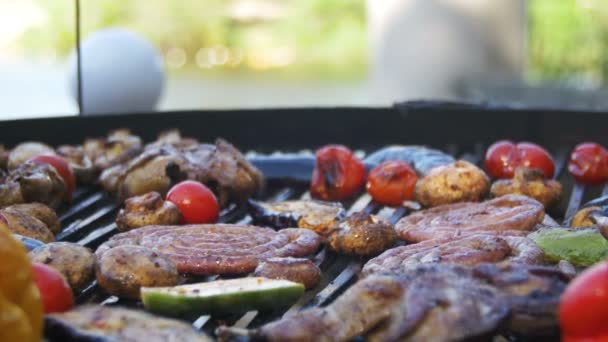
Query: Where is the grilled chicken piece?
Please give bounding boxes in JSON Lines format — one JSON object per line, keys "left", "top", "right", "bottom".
{"left": 29, "top": 242, "right": 94, "bottom": 291}
{"left": 96, "top": 245, "right": 180, "bottom": 299}
{"left": 45, "top": 305, "right": 213, "bottom": 342}
{"left": 84, "top": 129, "right": 143, "bottom": 170}
{"left": 415, "top": 160, "right": 490, "bottom": 207}
{"left": 115, "top": 192, "right": 180, "bottom": 232}
{"left": 248, "top": 199, "right": 346, "bottom": 235}
{"left": 490, "top": 167, "right": 562, "bottom": 208}
{"left": 473, "top": 263, "right": 569, "bottom": 337}
{"left": 56, "top": 145, "right": 97, "bottom": 184}
{"left": 253, "top": 257, "right": 321, "bottom": 289}
{"left": 218, "top": 274, "right": 405, "bottom": 342}
{"left": 101, "top": 138, "right": 264, "bottom": 207}
{"left": 7, "top": 142, "right": 54, "bottom": 170}
{"left": 0, "top": 162, "right": 67, "bottom": 210}
{"left": 327, "top": 212, "right": 397, "bottom": 256}
{"left": 0, "top": 203, "right": 60, "bottom": 242}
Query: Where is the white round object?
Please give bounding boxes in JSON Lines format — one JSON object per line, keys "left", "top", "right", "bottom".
{"left": 68, "top": 28, "right": 165, "bottom": 115}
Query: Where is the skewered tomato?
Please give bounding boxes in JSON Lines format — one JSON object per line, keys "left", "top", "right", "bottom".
{"left": 559, "top": 260, "right": 608, "bottom": 341}
{"left": 366, "top": 161, "right": 417, "bottom": 206}
{"left": 31, "top": 262, "right": 73, "bottom": 313}
{"left": 166, "top": 180, "right": 219, "bottom": 224}
{"left": 484, "top": 141, "right": 555, "bottom": 179}
{"left": 29, "top": 154, "right": 76, "bottom": 199}
{"left": 568, "top": 143, "right": 608, "bottom": 185}
{"left": 310, "top": 145, "right": 365, "bottom": 201}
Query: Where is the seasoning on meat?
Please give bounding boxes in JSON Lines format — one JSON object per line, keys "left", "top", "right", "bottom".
{"left": 95, "top": 224, "right": 321, "bottom": 275}
{"left": 396, "top": 194, "right": 545, "bottom": 243}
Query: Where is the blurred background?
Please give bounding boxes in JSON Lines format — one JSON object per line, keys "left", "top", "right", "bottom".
{"left": 0, "top": 0, "right": 607, "bottom": 119}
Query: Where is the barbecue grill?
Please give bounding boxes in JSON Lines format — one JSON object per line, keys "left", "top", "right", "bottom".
{"left": 2, "top": 101, "right": 607, "bottom": 340}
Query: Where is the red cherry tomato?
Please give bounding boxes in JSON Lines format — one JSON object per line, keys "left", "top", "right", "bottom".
{"left": 568, "top": 143, "right": 608, "bottom": 185}
{"left": 29, "top": 154, "right": 76, "bottom": 199}
{"left": 166, "top": 180, "right": 219, "bottom": 224}
{"left": 366, "top": 161, "right": 418, "bottom": 206}
{"left": 559, "top": 261, "right": 608, "bottom": 341}
{"left": 31, "top": 262, "right": 73, "bottom": 313}
{"left": 310, "top": 145, "right": 366, "bottom": 201}
{"left": 484, "top": 141, "right": 555, "bottom": 179}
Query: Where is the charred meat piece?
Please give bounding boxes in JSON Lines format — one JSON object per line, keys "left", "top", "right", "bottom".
{"left": 362, "top": 234, "right": 543, "bottom": 276}
{"left": 396, "top": 194, "right": 545, "bottom": 243}
{"left": 85, "top": 129, "right": 143, "bottom": 170}
{"left": 415, "top": 160, "right": 490, "bottom": 207}
{"left": 253, "top": 257, "right": 321, "bottom": 289}
{"left": 490, "top": 167, "right": 562, "bottom": 208}
{"left": 368, "top": 265, "right": 509, "bottom": 342}
{"left": 115, "top": 192, "right": 180, "bottom": 232}
{"left": 7, "top": 142, "right": 54, "bottom": 170}
{"left": 56, "top": 145, "right": 97, "bottom": 184}
{"left": 327, "top": 212, "right": 397, "bottom": 256}
{"left": 364, "top": 145, "right": 455, "bottom": 175}
{"left": 101, "top": 138, "right": 264, "bottom": 207}
{"left": 45, "top": 305, "right": 213, "bottom": 342}
{"left": 0, "top": 203, "right": 60, "bottom": 242}
{"left": 0, "top": 161, "right": 67, "bottom": 210}
{"left": 473, "top": 262, "right": 569, "bottom": 337}
{"left": 217, "top": 274, "right": 405, "bottom": 342}
{"left": 96, "top": 245, "right": 180, "bottom": 299}
{"left": 29, "top": 242, "right": 94, "bottom": 291}
{"left": 248, "top": 199, "right": 345, "bottom": 235}
{"left": 96, "top": 224, "right": 321, "bottom": 275}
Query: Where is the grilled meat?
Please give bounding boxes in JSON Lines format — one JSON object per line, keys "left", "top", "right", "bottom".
{"left": 115, "top": 192, "right": 180, "bottom": 232}
{"left": 362, "top": 234, "right": 543, "bottom": 276}
{"left": 96, "top": 224, "right": 321, "bottom": 275}
{"left": 327, "top": 212, "right": 397, "bottom": 256}
{"left": 473, "top": 262, "right": 569, "bottom": 336}
{"left": 96, "top": 245, "right": 180, "bottom": 299}
{"left": 490, "top": 167, "right": 562, "bottom": 208}
{"left": 56, "top": 145, "right": 97, "bottom": 184}
{"left": 415, "top": 160, "right": 490, "bottom": 207}
{"left": 29, "top": 242, "right": 94, "bottom": 291}
{"left": 364, "top": 145, "right": 455, "bottom": 175}
{"left": 396, "top": 194, "right": 545, "bottom": 243}
{"left": 85, "top": 129, "right": 143, "bottom": 170}
{"left": 253, "top": 257, "right": 321, "bottom": 289}
{"left": 45, "top": 305, "right": 212, "bottom": 342}
{"left": 7, "top": 141, "right": 54, "bottom": 170}
{"left": 248, "top": 199, "right": 346, "bottom": 235}
{"left": 0, "top": 161, "right": 67, "bottom": 209}
{"left": 571, "top": 206, "right": 602, "bottom": 228}
{"left": 101, "top": 138, "right": 264, "bottom": 207}
{"left": 0, "top": 203, "right": 60, "bottom": 242}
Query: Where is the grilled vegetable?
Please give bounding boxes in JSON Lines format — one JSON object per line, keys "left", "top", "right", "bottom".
{"left": 29, "top": 155, "right": 75, "bottom": 200}
{"left": 529, "top": 227, "right": 608, "bottom": 267}
{"left": 310, "top": 145, "right": 365, "bottom": 201}
{"left": 248, "top": 199, "right": 345, "bottom": 235}
{"left": 366, "top": 160, "right": 417, "bottom": 206}
{"left": 29, "top": 242, "right": 95, "bottom": 292}
{"left": 7, "top": 142, "right": 54, "bottom": 170}
{"left": 253, "top": 258, "right": 321, "bottom": 289}
{"left": 115, "top": 192, "right": 180, "bottom": 232}
{"left": 166, "top": 180, "right": 219, "bottom": 224}
{"left": 568, "top": 142, "right": 608, "bottom": 185}
{"left": 485, "top": 141, "right": 555, "bottom": 179}
{"left": 141, "top": 277, "right": 304, "bottom": 317}
{"left": 31, "top": 262, "right": 73, "bottom": 313}
{"left": 45, "top": 305, "right": 212, "bottom": 342}
{"left": 490, "top": 167, "right": 562, "bottom": 208}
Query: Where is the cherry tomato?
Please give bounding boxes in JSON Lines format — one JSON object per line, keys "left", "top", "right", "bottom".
{"left": 568, "top": 143, "right": 608, "bottom": 185}
{"left": 29, "top": 154, "right": 76, "bottom": 199}
{"left": 560, "top": 260, "right": 608, "bottom": 341}
{"left": 484, "top": 141, "right": 555, "bottom": 179}
{"left": 366, "top": 161, "right": 417, "bottom": 206}
{"left": 310, "top": 145, "right": 366, "bottom": 201}
{"left": 31, "top": 262, "right": 73, "bottom": 313}
{"left": 166, "top": 180, "right": 219, "bottom": 224}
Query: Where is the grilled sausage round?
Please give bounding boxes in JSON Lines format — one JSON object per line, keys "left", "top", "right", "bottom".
{"left": 29, "top": 242, "right": 95, "bottom": 291}
{"left": 254, "top": 257, "right": 321, "bottom": 289}
{"left": 95, "top": 245, "right": 179, "bottom": 299}
{"left": 415, "top": 160, "right": 490, "bottom": 207}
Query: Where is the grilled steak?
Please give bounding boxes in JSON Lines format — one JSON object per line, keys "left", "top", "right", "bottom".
{"left": 45, "top": 305, "right": 212, "bottom": 342}
{"left": 96, "top": 224, "right": 321, "bottom": 275}
{"left": 396, "top": 194, "right": 545, "bottom": 242}
{"left": 100, "top": 138, "right": 264, "bottom": 207}
{"left": 362, "top": 234, "right": 543, "bottom": 276}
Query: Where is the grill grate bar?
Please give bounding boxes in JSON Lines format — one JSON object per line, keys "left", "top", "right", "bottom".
{"left": 564, "top": 183, "right": 585, "bottom": 224}
{"left": 78, "top": 223, "right": 117, "bottom": 247}
{"left": 57, "top": 203, "right": 118, "bottom": 241}
{"left": 553, "top": 147, "right": 570, "bottom": 180}
{"left": 59, "top": 192, "right": 105, "bottom": 223}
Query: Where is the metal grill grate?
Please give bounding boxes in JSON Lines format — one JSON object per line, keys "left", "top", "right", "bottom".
{"left": 51, "top": 145, "right": 605, "bottom": 339}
